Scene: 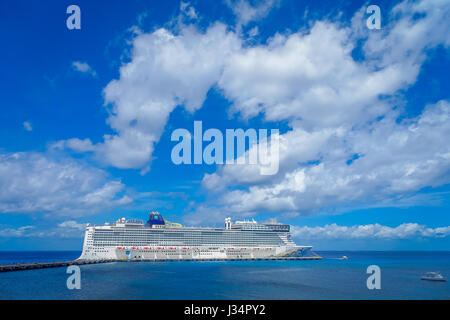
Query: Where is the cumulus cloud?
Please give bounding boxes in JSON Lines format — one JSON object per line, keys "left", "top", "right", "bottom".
{"left": 62, "top": 0, "right": 449, "bottom": 221}
{"left": 71, "top": 61, "right": 97, "bottom": 77}
{"left": 198, "top": 0, "right": 450, "bottom": 218}
{"left": 219, "top": 21, "right": 399, "bottom": 126}
{"left": 68, "top": 23, "right": 240, "bottom": 172}
{"left": 291, "top": 223, "right": 450, "bottom": 240}
{"left": 204, "top": 100, "right": 450, "bottom": 216}
{"left": 220, "top": 0, "right": 450, "bottom": 126}
{"left": 0, "top": 152, "right": 131, "bottom": 217}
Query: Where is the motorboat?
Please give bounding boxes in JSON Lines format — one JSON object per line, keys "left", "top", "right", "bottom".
{"left": 421, "top": 272, "right": 446, "bottom": 282}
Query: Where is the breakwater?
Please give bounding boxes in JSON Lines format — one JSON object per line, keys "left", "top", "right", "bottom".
{"left": 0, "top": 256, "right": 322, "bottom": 273}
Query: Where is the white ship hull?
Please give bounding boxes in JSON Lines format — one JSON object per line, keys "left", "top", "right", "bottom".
{"left": 79, "top": 244, "right": 311, "bottom": 260}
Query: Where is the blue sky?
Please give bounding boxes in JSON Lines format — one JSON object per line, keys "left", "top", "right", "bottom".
{"left": 0, "top": 0, "right": 450, "bottom": 250}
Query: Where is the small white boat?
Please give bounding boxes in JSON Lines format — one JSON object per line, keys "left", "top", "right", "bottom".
{"left": 421, "top": 272, "right": 447, "bottom": 282}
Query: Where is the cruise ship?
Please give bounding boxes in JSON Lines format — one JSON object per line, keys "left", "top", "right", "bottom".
{"left": 78, "top": 211, "right": 312, "bottom": 260}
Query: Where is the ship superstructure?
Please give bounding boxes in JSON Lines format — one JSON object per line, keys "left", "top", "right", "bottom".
{"left": 79, "top": 211, "right": 312, "bottom": 260}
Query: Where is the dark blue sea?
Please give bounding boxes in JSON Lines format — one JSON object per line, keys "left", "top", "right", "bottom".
{"left": 0, "top": 251, "right": 449, "bottom": 299}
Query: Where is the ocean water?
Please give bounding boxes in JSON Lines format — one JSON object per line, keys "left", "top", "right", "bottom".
{"left": 0, "top": 251, "right": 449, "bottom": 299}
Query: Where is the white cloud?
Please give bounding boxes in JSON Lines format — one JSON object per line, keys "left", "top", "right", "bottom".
{"left": 202, "top": 126, "right": 341, "bottom": 189}
{"left": 54, "top": 138, "right": 96, "bottom": 152}
{"left": 0, "top": 222, "right": 89, "bottom": 239}
{"left": 291, "top": 223, "right": 450, "bottom": 240}
{"left": 72, "top": 23, "right": 240, "bottom": 171}
{"left": 64, "top": 3, "right": 278, "bottom": 172}
{"left": 71, "top": 61, "right": 97, "bottom": 77}
{"left": 219, "top": 19, "right": 420, "bottom": 127}
{"left": 205, "top": 100, "right": 450, "bottom": 216}
{"left": 0, "top": 226, "right": 34, "bottom": 237}
{"left": 58, "top": 220, "right": 86, "bottom": 231}
{"left": 22, "top": 121, "right": 32, "bottom": 132}
{"left": 180, "top": 2, "right": 198, "bottom": 20}
{"left": 219, "top": 0, "right": 449, "bottom": 127}
{"left": 225, "top": 0, "right": 278, "bottom": 27}
{"left": 199, "top": 0, "right": 450, "bottom": 217}
{"left": 0, "top": 152, "right": 131, "bottom": 217}
{"left": 61, "top": 0, "right": 450, "bottom": 221}
{"left": 363, "top": 0, "right": 450, "bottom": 68}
